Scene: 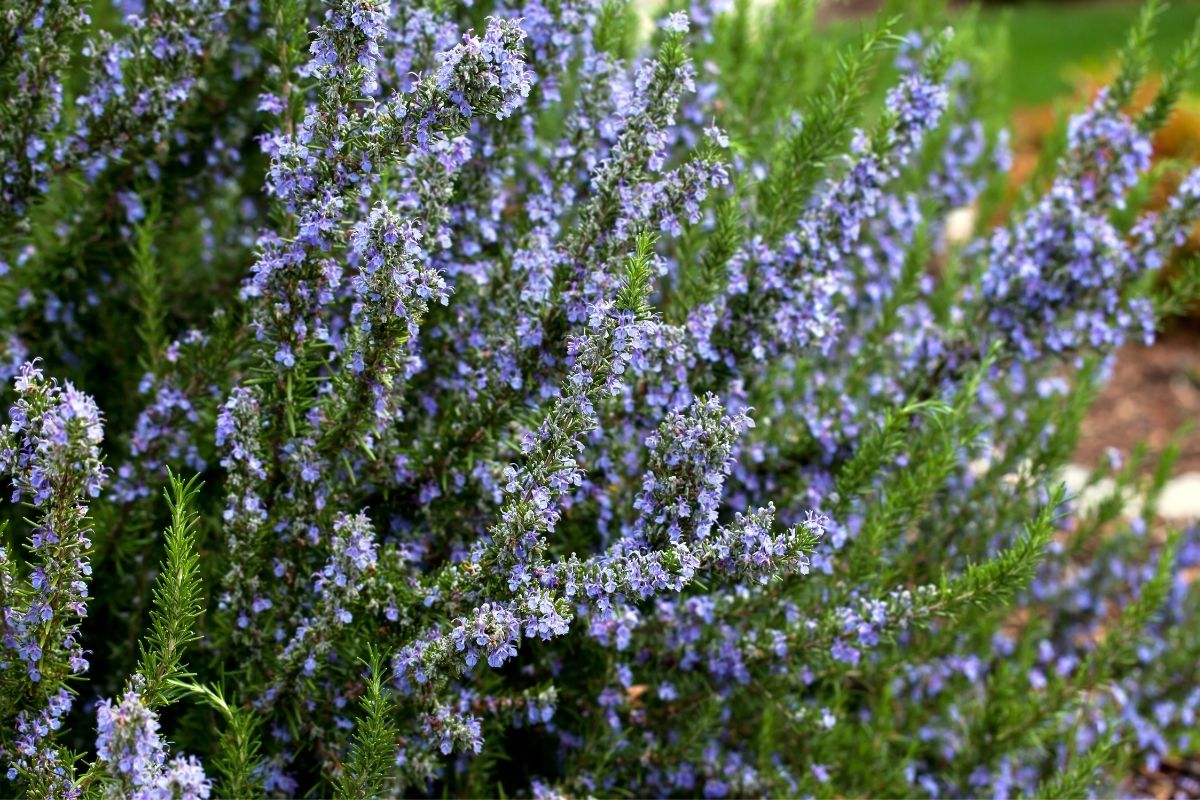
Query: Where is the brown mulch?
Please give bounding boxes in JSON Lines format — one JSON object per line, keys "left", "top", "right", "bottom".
{"left": 1126, "top": 757, "right": 1200, "bottom": 799}
{"left": 1075, "top": 323, "right": 1200, "bottom": 474}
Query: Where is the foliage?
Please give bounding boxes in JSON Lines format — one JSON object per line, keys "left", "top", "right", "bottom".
{"left": 1, "top": 0, "right": 1199, "bottom": 798}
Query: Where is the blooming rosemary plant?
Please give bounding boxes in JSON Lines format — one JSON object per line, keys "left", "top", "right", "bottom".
{"left": 1, "top": 0, "right": 1199, "bottom": 797}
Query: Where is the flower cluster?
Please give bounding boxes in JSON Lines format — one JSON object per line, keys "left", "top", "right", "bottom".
{"left": 974, "top": 97, "right": 1200, "bottom": 362}
{"left": 0, "top": 363, "right": 104, "bottom": 794}
{"left": 67, "top": 0, "right": 231, "bottom": 182}
{"left": 1, "top": 0, "right": 230, "bottom": 226}
{"left": 630, "top": 393, "right": 753, "bottom": 546}
{"left": 0, "top": 363, "right": 103, "bottom": 682}
{"left": 436, "top": 17, "right": 533, "bottom": 119}
{"left": 0, "top": 1, "right": 90, "bottom": 222}
{"left": 95, "top": 691, "right": 210, "bottom": 800}
{"left": 273, "top": 511, "right": 380, "bottom": 685}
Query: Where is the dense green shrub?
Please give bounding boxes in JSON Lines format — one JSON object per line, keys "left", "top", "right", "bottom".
{"left": 2, "top": 0, "right": 1200, "bottom": 797}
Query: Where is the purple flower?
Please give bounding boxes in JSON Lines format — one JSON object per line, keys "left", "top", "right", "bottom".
{"left": 97, "top": 691, "right": 211, "bottom": 799}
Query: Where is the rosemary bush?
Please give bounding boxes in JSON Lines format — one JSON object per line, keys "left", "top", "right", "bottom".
{"left": 2, "top": 0, "right": 1200, "bottom": 797}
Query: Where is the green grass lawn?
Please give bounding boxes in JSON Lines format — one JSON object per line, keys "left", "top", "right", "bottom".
{"left": 992, "top": 0, "right": 1200, "bottom": 104}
